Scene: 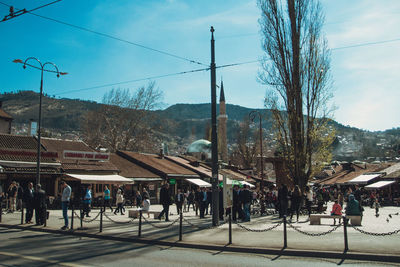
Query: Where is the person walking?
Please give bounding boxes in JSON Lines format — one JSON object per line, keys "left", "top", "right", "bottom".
{"left": 199, "top": 187, "right": 207, "bottom": 219}
{"left": 114, "top": 189, "right": 125, "bottom": 215}
{"left": 290, "top": 185, "right": 302, "bottom": 222}
{"left": 278, "top": 184, "right": 289, "bottom": 218}
{"left": 7, "top": 181, "right": 17, "bottom": 213}
{"left": 188, "top": 189, "right": 195, "bottom": 212}
{"left": 194, "top": 187, "right": 202, "bottom": 216}
{"left": 103, "top": 185, "right": 113, "bottom": 212}
{"left": 240, "top": 185, "right": 252, "bottom": 222}
{"left": 305, "top": 186, "right": 313, "bottom": 217}
{"left": 141, "top": 194, "right": 151, "bottom": 218}
{"left": 34, "top": 184, "right": 46, "bottom": 226}
{"left": 157, "top": 183, "right": 171, "bottom": 221}
{"left": 175, "top": 188, "right": 184, "bottom": 214}
{"left": 60, "top": 181, "right": 71, "bottom": 230}
{"left": 16, "top": 182, "right": 23, "bottom": 211}
{"left": 83, "top": 185, "right": 92, "bottom": 217}
{"left": 24, "top": 182, "right": 35, "bottom": 224}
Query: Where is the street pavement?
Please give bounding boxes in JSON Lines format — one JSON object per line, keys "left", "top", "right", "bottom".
{"left": 1, "top": 201, "right": 400, "bottom": 259}
{"left": 0, "top": 227, "right": 397, "bottom": 267}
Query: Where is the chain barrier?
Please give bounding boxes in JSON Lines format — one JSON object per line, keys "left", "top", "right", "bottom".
{"left": 182, "top": 216, "right": 226, "bottom": 230}
{"left": 236, "top": 221, "right": 282, "bottom": 232}
{"left": 103, "top": 212, "right": 137, "bottom": 224}
{"left": 350, "top": 225, "right": 400, "bottom": 236}
{"left": 73, "top": 211, "right": 101, "bottom": 223}
{"left": 287, "top": 222, "right": 342, "bottom": 236}
{"left": 141, "top": 215, "right": 179, "bottom": 229}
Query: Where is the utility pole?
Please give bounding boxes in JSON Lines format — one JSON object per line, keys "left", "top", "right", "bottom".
{"left": 210, "top": 26, "right": 219, "bottom": 226}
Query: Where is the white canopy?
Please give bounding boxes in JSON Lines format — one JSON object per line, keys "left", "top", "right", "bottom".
{"left": 365, "top": 180, "right": 396, "bottom": 189}
{"left": 226, "top": 178, "right": 255, "bottom": 188}
{"left": 66, "top": 174, "right": 133, "bottom": 184}
{"left": 185, "top": 178, "right": 211, "bottom": 187}
{"left": 347, "top": 174, "right": 381, "bottom": 184}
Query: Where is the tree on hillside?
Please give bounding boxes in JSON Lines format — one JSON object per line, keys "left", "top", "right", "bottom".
{"left": 258, "top": 0, "right": 334, "bottom": 190}
{"left": 82, "top": 82, "right": 163, "bottom": 152}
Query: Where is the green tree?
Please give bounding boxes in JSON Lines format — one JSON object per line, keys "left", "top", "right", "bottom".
{"left": 258, "top": 0, "right": 334, "bottom": 190}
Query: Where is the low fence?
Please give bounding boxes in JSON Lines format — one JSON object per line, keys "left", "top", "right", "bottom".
{"left": 1, "top": 201, "right": 400, "bottom": 253}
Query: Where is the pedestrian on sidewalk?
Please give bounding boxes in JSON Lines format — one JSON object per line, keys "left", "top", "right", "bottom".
{"left": 103, "top": 185, "right": 113, "bottom": 212}
{"left": 114, "top": 189, "right": 125, "bottom": 215}
{"left": 372, "top": 198, "right": 381, "bottom": 217}
{"left": 195, "top": 187, "right": 202, "bottom": 216}
{"left": 157, "top": 183, "right": 171, "bottom": 221}
{"left": 290, "top": 185, "right": 302, "bottom": 222}
{"left": 240, "top": 185, "right": 252, "bottom": 222}
{"left": 175, "top": 188, "right": 184, "bottom": 214}
{"left": 199, "top": 187, "right": 207, "bottom": 219}
{"left": 34, "top": 184, "right": 46, "bottom": 226}
{"left": 60, "top": 181, "right": 71, "bottom": 230}
{"left": 142, "top": 195, "right": 151, "bottom": 218}
{"left": 304, "top": 186, "right": 313, "bottom": 217}
{"left": 7, "top": 181, "right": 17, "bottom": 213}
{"left": 24, "top": 182, "right": 35, "bottom": 224}
{"left": 83, "top": 185, "right": 92, "bottom": 217}
{"left": 16, "top": 182, "right": 23, "bottom": 211}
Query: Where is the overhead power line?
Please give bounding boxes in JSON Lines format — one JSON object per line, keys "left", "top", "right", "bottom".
{"left": 0, "top": 1, "right": 206, "bottom": 66}
{"left": 1, "top": 0, "right": 61, "bottom": 22}
{"left": 331, "top": 38, "right": 400, "bottom": 51}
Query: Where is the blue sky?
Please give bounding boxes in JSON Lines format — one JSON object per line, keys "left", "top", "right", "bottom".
{"left": 0, "top": 0, "right": 399, "bottom": 131}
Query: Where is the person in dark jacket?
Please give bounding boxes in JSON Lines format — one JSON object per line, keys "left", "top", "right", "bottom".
{"left": 157, "top": 183, "right": 171, "bottom": 221}
{"left": 290, "top": 185, "right": 302, "bottom": 222}
{"left": 16, "top": 182, "right": 24, "bottom": 211}
{"left": 240, "top": 185, "right": 252, "bottom": 222}
{"left": 194, "top": 187, "right": 202, "bottom": 216}
{"left": 24, "top": 182, "right": 35, "bottom": 224}
{"left": 199, "top": 187, "right": 208, "bottom": 218}
{"left": 206, "top": 188, "right": 212, "bottom": 215}
{"left": 175, "top": 188, "right": 184, "bottom": 214}
{"left": 34, "top": 184, "right": 47, "bottom": 226}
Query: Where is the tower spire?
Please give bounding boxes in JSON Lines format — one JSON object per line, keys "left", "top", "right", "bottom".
{"left": 220, "top": 79, "right": 225, "bottom": 102}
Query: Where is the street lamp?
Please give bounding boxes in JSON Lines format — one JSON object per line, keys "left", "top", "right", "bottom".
{"left": 13, "top": 57, "right": 67, "bottom": 186}
{"left": 249, "top": 111, "right": 264, "bottom": 191}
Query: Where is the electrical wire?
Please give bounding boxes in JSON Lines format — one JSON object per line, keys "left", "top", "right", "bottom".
{"left": 0, "top": 1, "right": 207, "bottom": 66}
{"left": 53, "top": 59, "right": 262, "bottom": 96}
{"left": 0, "top": 0, "right": 61, "bottom": 22}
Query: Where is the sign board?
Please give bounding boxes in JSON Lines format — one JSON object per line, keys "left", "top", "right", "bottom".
{"left": 169, "top": 179, "right": 176, "bottom": 185}
{"left": 223, "top": 174, "right": 233, "bottom": 209}
{"left": 148, "top": 184, "right": 155, "bottom": 191}
{"left": 63, "top": 150, "right": 109, "bottom": 161}
{"left": 0, "top": 149, "right": 58, "bottom": 158}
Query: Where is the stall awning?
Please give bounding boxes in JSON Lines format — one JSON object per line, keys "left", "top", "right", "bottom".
{"left": 365, "top": 180, "right": 396, "bottom": 189}
{"left": 185, "top": 178, "right": 211, "bottom": 187}
{"left": 66, "top": 173, "right": 133, "bottom": 184}
{"left": 130, "top": 178, "right": 163, "bottom": 182}
{"left": 347, "top": 174, "right": 381, "bottom": 184}
{"left": 226, "top": 178, "right": 255, "bottom": 188}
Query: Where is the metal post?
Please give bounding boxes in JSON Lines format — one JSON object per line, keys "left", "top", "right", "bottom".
{"left": 179, "top": 211, "right": 183, "bottom": 241}
{"left": 343, "top": 216, "right": 349, "bottom": 252}
{"left": 0, "top": 200, "right": 2, "bottom": 223}
{"left": 138, "top": 210, "right": 142, "bottom": 237}
{"left": 44, "top": 210, "right": 47, "bottom": 227}
{"left": 228, "top": 211, "right": 232, "bottom": 244}
{"left": 36, "top": 70, "right": 44, "bottom": 186}
{"left": 20, "top": 202, "right": 24, "bottom": 224}
{"left": 210, "top": 26, "right": 219, "bottom": 227}
{"left": 71, "top": 202, "right": 74, "bottom": 230}
{"left": 80, "top": 207, "right": 83, "bottom": 229}
{"left": 100, "top": 202, "right": 104, "bottom": 233}
{"left": 283, "top": 215, "right": 287, "bottom": 248}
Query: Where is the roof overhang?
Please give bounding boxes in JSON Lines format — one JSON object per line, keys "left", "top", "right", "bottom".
{"left": 66, "top": 173, "right": 133, "bottom": 184}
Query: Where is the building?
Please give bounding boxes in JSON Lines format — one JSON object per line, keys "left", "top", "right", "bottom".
{"left": 218, "top": 80, "right": 228, "bottom": 163}
{"left": 0, "top": 101, "right": 12, "bottom": 134}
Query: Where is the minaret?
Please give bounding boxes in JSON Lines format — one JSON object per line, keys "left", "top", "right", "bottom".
{"left": 218, "top": 80, "right": 228, "bottom": 163}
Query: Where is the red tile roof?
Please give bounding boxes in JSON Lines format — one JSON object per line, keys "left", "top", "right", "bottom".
{"left": 118, "top": 151, "right": 199, "bottom": 178}
{"left": 0, "top": 108, "right": 12, "bottom": 120}
{"left": 0, "top": 134, "right": 38, "bottom": 150}
{"left": 110, "top": 153, "right": 160, "bottom": 179}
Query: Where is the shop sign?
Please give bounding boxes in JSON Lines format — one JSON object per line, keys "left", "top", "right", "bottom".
{"left": 63, "top": 150, "right": 109, "bottom": 161}
{"left": 169, "top": 179, "right": 176, "bottom": 185}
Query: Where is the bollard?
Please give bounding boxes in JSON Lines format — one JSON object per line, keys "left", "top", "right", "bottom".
{"left": 343, "top": 216, "right": 349, "bottom": 252}
{"left": 283, "top": 215, "right": 287, "bottom": 249}
{"left": 0, "top": 200, "right": 2, "bottom": 223}
{"left": 71, "top": 203, "right": 74, "bottom": 230}
{"left": 179, "top": 211, "right": 183, "bottom": 241}
{"left": 228, "top": 211, "right": 232, "bottom": 245}
{"left": 44, "top": 209, "right": 48, "bottom": 227}
{"left": 20, "top": 202, "right": 24, "bottom": 224}
{"left": 100, "top": 202, "right": 104, "bottom": 233}
{"left": 138, "top": 210, "right": 142, "bottom": 237}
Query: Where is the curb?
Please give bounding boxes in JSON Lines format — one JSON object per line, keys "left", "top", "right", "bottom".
{"left": 1, "top": 223, "right": 400, "bottom": 263}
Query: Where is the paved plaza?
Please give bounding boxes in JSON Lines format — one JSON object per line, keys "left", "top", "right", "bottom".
{"left": 1, "top": 201, "right": 400, "bottom": 257}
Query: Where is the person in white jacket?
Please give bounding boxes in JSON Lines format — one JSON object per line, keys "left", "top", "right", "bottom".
{"left": 114, "top": 189, "right": 124, "bottom": 215}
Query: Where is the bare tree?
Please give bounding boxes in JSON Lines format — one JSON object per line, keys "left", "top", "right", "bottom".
{"left": 258, "top": 0, "right": 334, "bottom": 190}
{"left": 230, "top": 119, "right": 258, "bottom": 169}
{"left": 82, "top": 82, "right": 163, "bottom": 152}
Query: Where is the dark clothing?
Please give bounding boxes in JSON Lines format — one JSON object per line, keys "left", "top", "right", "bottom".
{"left": 290, "top": 191, "right": 302, "bottom": 221}
{"left": 24, "top": 188, "right": 35, "bottom": 223}
{"left": 158, "top": 186, "right": 171, "bottom": 221}
{"left": 175, "top": 193, "right": 184, "bottom": 214}
{"left": 232, "top": 189, "right": 243, "bottom": 221}
{"left": 278, "top": 186, "right": 288, "bottom": 218}
{"left": 34, "top": 189, "right": 47, "bottom": 225}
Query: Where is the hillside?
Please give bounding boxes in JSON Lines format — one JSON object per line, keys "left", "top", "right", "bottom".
{"left": 1, "top": 91, "right": 399, "bottom": 161}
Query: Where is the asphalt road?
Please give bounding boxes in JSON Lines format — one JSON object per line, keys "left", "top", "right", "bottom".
{"left": 0, "top": 227, "right": 398, "bottom": 267}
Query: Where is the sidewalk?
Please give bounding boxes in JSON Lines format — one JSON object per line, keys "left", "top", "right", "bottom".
{"left": 1, "top": 202, "right": 400, "bottom": 258}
